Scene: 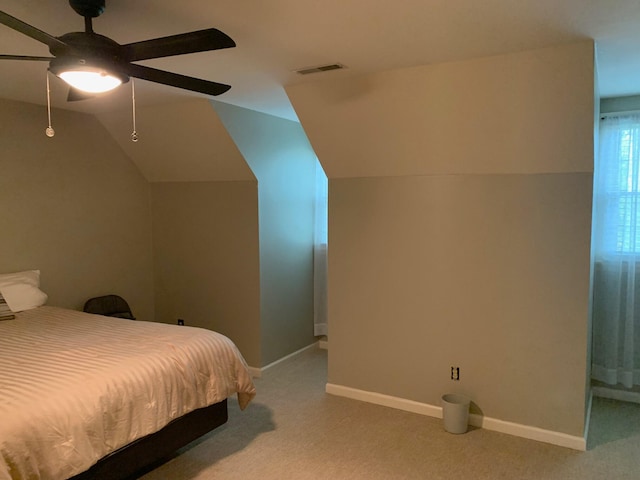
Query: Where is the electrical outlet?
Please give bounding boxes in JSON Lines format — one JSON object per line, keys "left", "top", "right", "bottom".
{"left": 177, "top": 319, "right": 184, "bottom": 326}
{"left": 451, "top": 366, "right": 460, "bottom": 381}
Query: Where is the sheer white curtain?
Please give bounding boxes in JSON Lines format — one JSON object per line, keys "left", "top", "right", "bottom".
{"left": 592, "top": 113, "right": 640, "bottom": 388}
{"left": 313, "top": 161, "right": 328, "bottom": 337}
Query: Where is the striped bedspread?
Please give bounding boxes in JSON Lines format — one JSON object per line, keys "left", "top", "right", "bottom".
{"left": 0, "top": 306, "right": 256, "bottom": 480}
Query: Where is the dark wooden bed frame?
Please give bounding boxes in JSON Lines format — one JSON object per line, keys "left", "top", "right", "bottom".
{"left": 69, "top": 399, "right": 228, "bottom": 480}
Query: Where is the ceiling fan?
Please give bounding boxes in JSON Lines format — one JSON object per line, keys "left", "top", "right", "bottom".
{"left": 0, "top": 0, "right": 236, "bottom": 101}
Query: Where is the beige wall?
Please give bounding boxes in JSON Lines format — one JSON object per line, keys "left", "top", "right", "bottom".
{"left": 1, "top": 97, "right": 306, "bottom": 369}
{"left": 287, "top": 42, "right": 594, "bottom": 436}
{"left": 213, "top": 101, "right": 317, "bottom": 366}
{"left": 0, "top": 98, "right": 154, "bottom": 318}
{"left": 329, "top": 174, "right": 592, "bottom": 434}
{"left": 99, "top": 100, "right": 262, "bottom": 365}
{"left": 151, "top": 181, "right": 261, "bottom": 366}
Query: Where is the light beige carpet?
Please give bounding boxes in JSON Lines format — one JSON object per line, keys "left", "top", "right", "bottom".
{"left": 140, "top": 346, "right": 640, "bottom": 479}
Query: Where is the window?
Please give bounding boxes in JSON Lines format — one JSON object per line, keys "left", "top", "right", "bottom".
{"left": 594, "top": 113, "right": 640, "bottom": 256}
{"left": 591, "top": 111, "right": 640, "bottom": 389}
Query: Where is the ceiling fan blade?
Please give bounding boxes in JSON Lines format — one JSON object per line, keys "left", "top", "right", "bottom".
{"left": 67, "top": 87, "right": 96, "bottom": 102}
{"left": 0, "top": 11, "right": 68, "bottom": 51}
{"left": 0, "top": 54, "right": 53, "bottom": 61}
{"left": 126, "top": 63, "right": 231, "bottom": 96}
{"left": 122, "top": 28, "right": 235, "bottom": 62}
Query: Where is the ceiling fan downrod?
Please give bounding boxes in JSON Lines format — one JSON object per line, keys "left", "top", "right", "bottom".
{"left": 69, "top": 0, "right": 105, "bottom": 33}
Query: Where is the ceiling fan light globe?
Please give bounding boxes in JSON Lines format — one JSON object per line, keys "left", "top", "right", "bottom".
{"left": 58, "top": 69, "right": 122, "bottom": 93}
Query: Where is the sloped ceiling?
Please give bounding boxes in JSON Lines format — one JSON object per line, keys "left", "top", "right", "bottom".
{"left": 3, "top": 1, "right": 639, "bottom": 182}
{"left": 287, "top": 42, "right": 595, "bottom": 178}
{"left": 0, "top": 0, "right": 639, "bottom": 124}
{"left": 96, "top": 99, "right": 254, "bottom": 182}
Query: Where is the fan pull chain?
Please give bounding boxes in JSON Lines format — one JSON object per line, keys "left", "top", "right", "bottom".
{"left": 131, "top": 78, "right": 138, "bottom": 142}
{"left": 45, "top": 73, "right": 55, "bottom": 138}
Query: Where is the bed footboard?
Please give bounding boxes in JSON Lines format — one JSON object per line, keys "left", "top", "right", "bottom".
{"left": 70, "top": 399, "right": 228, "bottom": 480}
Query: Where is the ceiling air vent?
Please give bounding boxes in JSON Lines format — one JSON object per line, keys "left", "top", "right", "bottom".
{"left": 295, "top": 63, "right": 346, "bottom": 75}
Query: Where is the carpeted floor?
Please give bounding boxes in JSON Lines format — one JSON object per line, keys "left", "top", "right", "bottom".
{"left": 140, "top": 346, "right": 640, "bottom": 479}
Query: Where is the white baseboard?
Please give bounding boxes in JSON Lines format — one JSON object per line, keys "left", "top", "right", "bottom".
{"left": 248, "top": 341, "right": 319, "bottom": 378}
{"left": 592, "top": 385, "right": 640, "bottom": 404}
{"left": 326, "top": 383, "right": 442, "bottom": 417}
{"left": 326, "top": 383, "right": 586, "bottom": 451}
{"left": 319, "top": 339, "right": 328, "bottom": 350}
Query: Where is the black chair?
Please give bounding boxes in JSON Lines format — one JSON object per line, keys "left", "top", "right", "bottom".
{"left": 83, "top": 294, "right": 135, "bottom": 320}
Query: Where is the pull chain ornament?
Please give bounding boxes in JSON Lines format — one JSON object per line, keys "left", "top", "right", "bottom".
{"left": 45, "top": 73, "right": 55, "bottom": 138}
{"left": 131, "top": 78, "right": 138, "bottom": 142}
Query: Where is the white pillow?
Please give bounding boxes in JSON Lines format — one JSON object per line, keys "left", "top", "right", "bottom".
{"left": 0, "top": 270, "right": 47, "bottom": 312}
{"left": 0, "top": 283, "right": 48, "bottom": 312}
{"left": 0, "top": 270, "right": 41, "bottom": 288}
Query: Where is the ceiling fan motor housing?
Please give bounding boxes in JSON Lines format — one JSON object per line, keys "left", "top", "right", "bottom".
{"left": 69, "top": 0, "right": 106, "bottom": 18}
{"left": 48, "top": 31, "right": 130, "bottom": 85}
{"left": 51, "top": 31, "right": 121, "bottom": 58}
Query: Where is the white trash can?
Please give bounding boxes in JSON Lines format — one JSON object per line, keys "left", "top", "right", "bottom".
{"left": 441, "top": 394, "right": 470, "bottom": 434}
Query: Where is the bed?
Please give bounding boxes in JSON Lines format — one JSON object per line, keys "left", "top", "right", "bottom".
{"left": 0, "top": 304, "right": 256, "bottom": 480}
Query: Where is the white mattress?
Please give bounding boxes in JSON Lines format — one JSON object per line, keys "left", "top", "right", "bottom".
{"left": 0, "top": 306, "right": 256, "bottom": 480}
